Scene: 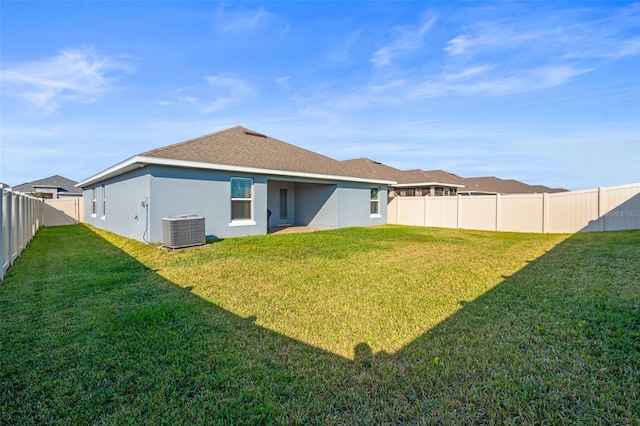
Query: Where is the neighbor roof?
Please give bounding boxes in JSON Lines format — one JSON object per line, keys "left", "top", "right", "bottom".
{"left": 12, "top": 175, "right": 81, "bottom": 194}
{"left": 394, "top": 169, "right": 465, "bottom": 187}
{"left": 461, "top": 177, "right": 567, "bottom": 194}
{"left": 77, "top": 126, "right": 396, "bottom": 188}
{"left": 341, "top": 158, "right": 465, "bottom": 187}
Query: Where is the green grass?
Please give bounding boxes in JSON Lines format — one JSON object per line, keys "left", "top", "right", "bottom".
{"left": 1, "top": 224, "right": 638, "bottom": 424}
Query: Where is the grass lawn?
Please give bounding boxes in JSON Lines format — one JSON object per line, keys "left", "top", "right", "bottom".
{"left": 1, "top": 224, "right": 638, "bottom": 424}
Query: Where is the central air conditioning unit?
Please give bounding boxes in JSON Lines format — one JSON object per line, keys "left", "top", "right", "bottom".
{"left": 162, "top": 215, "right": 206, "bottom": 249}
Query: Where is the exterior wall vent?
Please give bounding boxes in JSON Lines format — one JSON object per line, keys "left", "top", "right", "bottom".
{"left": 162, "top": 215, "right": 206, "bottom": 249}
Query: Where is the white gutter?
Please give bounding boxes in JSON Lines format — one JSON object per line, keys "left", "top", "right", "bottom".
{"left": 76, "top": 155, "right": 397, "bottom": 188}
{"left": 75, "top": 156, "right": 144, "bottom": 188}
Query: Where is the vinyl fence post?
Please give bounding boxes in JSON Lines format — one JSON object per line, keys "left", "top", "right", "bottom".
{"left": 424, "top": 195, "right": 428, "bottom": 227}
{"left": 19, "top": 195, "right": 25, "bottom": 253}
{"left": 15, "top": 194, "right": 21, "bottom": 258}
{"left": 28, "top": 198, "right": 33, "bottom": 241}
{"left": 26, "top": 197, "right": 31, "bottom": 243}
{"left": 456, "top": 194, "right": 462, "bottom": 229}
{"left": 495, "top": 193, "right": 501, "bottom": 231}
{"left": 542, "top": 193, "right": 548, "bottom": 234}
{"left": 598, "top": 186, "right": 606, "bottom": 232}
{"left": 7, "top": 193, "right": 13, "bottom": 267}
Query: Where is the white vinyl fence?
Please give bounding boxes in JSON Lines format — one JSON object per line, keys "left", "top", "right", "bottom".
{"left": 1, "top": 188, "right": 44, "bottom": 281}
{"left": 0, "top": 188, "right": 83, "bottom": 280}
{"left": 44, "top": 198, "right": 84, "bottom": 226}
{"left": 388, "top": 183, "right": 640, "bottom": 234}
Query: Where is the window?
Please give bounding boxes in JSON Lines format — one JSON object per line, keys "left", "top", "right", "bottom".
{"left": 91, "top": 188, "right": 97, "bottom": 216}
{"left": 230, "top": 177, "right": 253, "bottom": 222}
{"left": 101, "top": 185, "right": 106, "bottom": 219}
{"left": 370, "top": 187, "right": 380, "bottom": 216}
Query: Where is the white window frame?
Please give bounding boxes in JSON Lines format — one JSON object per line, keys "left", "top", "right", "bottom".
{"left": 91, "top": 188, "right": 97, "bottom": 217}
{"left": 370, "top": 186, "right": 381, "bottom": 217}
{"left": 101, "top": 185, "right": 106, "bottom": 220}
{"left": 230, "top": 177, "right": 255, "bottom": 226}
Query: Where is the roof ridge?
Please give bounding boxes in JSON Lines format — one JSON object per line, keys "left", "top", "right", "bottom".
{"left": 140, "top": 125, "right": 248, "bottom": 157}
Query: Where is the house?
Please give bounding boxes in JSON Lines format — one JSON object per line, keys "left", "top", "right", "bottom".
{"left": 76, "top": 126, "right": 394, "bottom": 243}
{"left": 341, "top": 158, "right": 465, "bottom": 197}
{"left": 11, "top": 175, "right": 82, "bottom": 199}
{"left": 393, "top": 169, "right": 465, "bottom": 196}
{"left": 458, "top": 177, "right": 567, "bottom": 195}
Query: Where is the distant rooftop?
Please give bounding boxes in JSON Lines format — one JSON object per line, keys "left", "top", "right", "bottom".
{"left": 12, "top": 175, "right": 81, "bottom": 195}
{"left": 341, "top": 158, "right": 465, "bottom": 187}
{"left": 461, "top": 177, "right": 567, "bottom": 194}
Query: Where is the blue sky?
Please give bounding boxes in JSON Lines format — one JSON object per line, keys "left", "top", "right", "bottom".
{"left": 2, "top": 1, "right": 639, "bottom": 190}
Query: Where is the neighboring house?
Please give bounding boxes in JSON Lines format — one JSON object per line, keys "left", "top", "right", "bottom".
{"left": 341, "top": 158, "right": 465, "bottom": 197}
{"left": 11, "top": 175, "right": 82, "bottom": 199}
{"left": 459, "top": 177, "right": 567, "bottom": 195}
{"left": 76, "top": 126, "right": 394, "bottom": 243}
{"left": 393, "top": 169, "right": 465, "bottom": 196}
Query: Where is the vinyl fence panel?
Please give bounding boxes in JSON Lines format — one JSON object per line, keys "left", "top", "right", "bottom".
{"left": 601, "top": 184, "right": 640, "bottom": 231}
{"left": 459, "top": 195, "right": 497, "bottom": 231}
{"left": 387, "top": 197, "right": 398, "bottom": 224}
{"left": 0, "top": 188, "right": 45, "bottom": 280}
{"left": 424, "top": 196, "right": 458, "bottom": 228}
{"left": 545, "top": 189, "right": 600, "bottom": 233}
{"left": 44, "top": 198, "right": 83, "bottom": 226}
{"left": 499, "top": 194, "right": 544, "bottom": 233}
{"left": 396, "top": 197, "right": 427, "bottom": 226}
{"left": 389, "top": 183, "right": 640, "bottom": 234}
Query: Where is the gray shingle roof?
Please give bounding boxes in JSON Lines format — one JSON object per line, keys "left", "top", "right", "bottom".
{"left": 340, "top": 159, "right": 565, "bottom": 193}
{"left": 462, "top": 177, "right": 567, "bottom": 194}
{"left": 395, "top": 169, "right": 465, "bottom": 186}
{"left": 340, "top": 158, "right": 402, "bottom": 181}
{"left": 141, "top": 126, "right": 373, "bottom": 179}
{"left": 12, "top": 175, "right": 81, "bottom": 194}
{"left": 341, "top": 158, "right": 465, "bottom": 186}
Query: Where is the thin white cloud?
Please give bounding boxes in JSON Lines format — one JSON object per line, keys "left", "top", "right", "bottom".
{"left": 326, "top": 31, "right": 362, "bottom": 64}
{"left": 312, "top": 64, "right": 592, "bottom": 111}
{"left": 565, "top": 36, "right": 640, "bottom": 59}
{"left": 370, "top": 16, "right": 437, "bottom": 67}
{"left": 444, "top": 65, "right": 493, "bottom": 80}
{"left": 445, "top": 26, "right": 543, "bottom": 56}
{"left": 214, "top": 5, "right": 276, "bottom": 33}
{"left": 276, "top": 76, "right": 291, "bottom": 89}
{"left": 413, "top": 65, "right": 593, "bottom": 97}
{"left": 0, "top": 47, "right": 133, "bottom": 112}
{"left": 444, "top": 35, "right": 472, "bottom": 56}
{"left": 177, "top": 73, "right": 253, "bottom": 113}
{"left": 446, "top": 6, "right": 640, "bottom": 62}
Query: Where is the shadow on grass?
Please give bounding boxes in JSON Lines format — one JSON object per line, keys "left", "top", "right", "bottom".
{"left": 1, "top": 225, "right": 638, "bottom": 424}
